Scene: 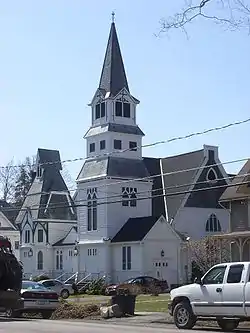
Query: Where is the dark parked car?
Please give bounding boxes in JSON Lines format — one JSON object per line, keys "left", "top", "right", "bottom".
{"left": 105, "top": 276, "right": 169, "bottom": 296}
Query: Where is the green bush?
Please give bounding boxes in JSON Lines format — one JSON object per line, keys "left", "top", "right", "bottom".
{"left": 85, "top": 277, "right": 107, "bottom": 295}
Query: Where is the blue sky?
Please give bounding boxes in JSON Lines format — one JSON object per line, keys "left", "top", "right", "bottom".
{"left": 0, "top": 0, "right": 249, "bottom": 181}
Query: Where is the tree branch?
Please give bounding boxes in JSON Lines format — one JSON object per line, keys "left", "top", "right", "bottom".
{"left": 159, "top": 0, "right": 250, "bottom": 35}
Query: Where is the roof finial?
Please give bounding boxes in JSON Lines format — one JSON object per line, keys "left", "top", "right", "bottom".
{"left": 111, "top": 11, "right": 115, "bottom": 23}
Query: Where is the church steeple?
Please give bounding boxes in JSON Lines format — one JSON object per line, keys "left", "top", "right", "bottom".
{"left": 98, "top": 22, "right": 129, "bottom": 97}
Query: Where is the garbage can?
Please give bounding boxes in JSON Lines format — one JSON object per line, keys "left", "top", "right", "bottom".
{"left": 111, "top": 295, "right": 136, "bottom": 315}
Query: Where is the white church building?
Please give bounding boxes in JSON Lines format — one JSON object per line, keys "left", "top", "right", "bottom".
{"left": 74, "top": 21, "right": 189, "bottom": 286}
{"left": 16, "top": 20, "right": 231, "bottom": 287}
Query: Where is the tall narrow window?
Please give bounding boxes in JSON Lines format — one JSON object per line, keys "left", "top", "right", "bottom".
{"left": 87, "top": 188, "right": 98, "bottom": 231}
{"left": 122, "top": 188, "right": 137, "bottom": 207}
{"left": 89, "top": 143, "right": 95, "bottom": 153}
{"left": 59, "top": 250, "right": 63, "bottom": 270}
{"left": 115, "top": 101, "right": 123, "bottom": 117}
{"left": 87, "top": 200, "right": 92, "bottom": 231}
{"left": 124, "top": 103, "right": 131, "bottom": 118}
{"left": 122, "top": 246, "right": 126, "bottom": 270}
{"left": 25, "top": 230, "right": 30, "bottom": 243}
{"left": 95, "top": 104, "right": 100, "bottom": 119}
{"left": 101, "top": 102, "right": 105, "bottom": 117}
{"left": 100, "top": 140, "right": 106, "bottom": 150}
{"left": 122, "top": 246, "right": 131, "bottom": 270}
{"left": 37, "top": 251, "right": 43, "bottom": 270}
{"left": 38, "top": 229, "right": 43, "bottom": 243}
{"left": 56, "top": 251, "right": 59, "bottom": 270}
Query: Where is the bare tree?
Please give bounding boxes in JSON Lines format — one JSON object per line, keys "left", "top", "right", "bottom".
{"left": 189, "top": 236, "right": 230, "bottom": 277}
{"left": 0, "top": 159, "right": 18, "bottom": 202}
{"left": 159, "top": 0, "right": 250, "bottom": 36}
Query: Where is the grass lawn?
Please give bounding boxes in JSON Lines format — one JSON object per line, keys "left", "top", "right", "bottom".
{"left": 135, "top": 295, "right": 170, "bottom": 312}
{"left": 69, "top": 294, "right": 170, "bottom": 313}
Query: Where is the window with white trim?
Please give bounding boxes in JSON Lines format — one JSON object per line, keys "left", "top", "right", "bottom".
{"left": 38, "top": 229, "right": 43, "bottom": 243}
{"left": 24, "top": 230, "right": 30, "bottom": 243}
{"left": 87, "top": 248, "right": 97, "bottom": 256}
{"left": 206, "top": 167, "right": 218, "bottom": 183}
{"left": 122, "top": 246, "right": 131, "bottom": 270}
{"left": 37, "top": 251, "right": 43, "bottom": 270}
{"left": 87, "top": 188, "right": 97, "bottom": 231}
{"left": 129, "top": 141, "right": 137, "bottom": 151}
{"left": 115, "top": 101, "right": 130, "bottom": 118}
{"left": 56, "top": 250, "right": 63, "bottom": 270}
{"left": 95, "top": 102, "right": 106, "bottom": 119}
{"left": 100, "top": 140, "right": 106, "bottom": 150}
{"left": 122, "top": 187, "right": 137, "bottom": 207}
{"left": 89, "top": 143, "right": 95, "bottom": 153}
{"left": 114, "top": 139, "right": 122, "bottom": 150}
{"left": 206, "top": 214, "right": 221, "bottom": 232}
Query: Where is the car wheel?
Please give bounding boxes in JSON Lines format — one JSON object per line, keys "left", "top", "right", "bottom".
{"left": 173, "top": 301, "right": 197, "bottom": 329}
{"left": 5, "top": 308, "right": 14, "bottom": 318}
{"left": 60, "top": 289, "right": 69, "bottom": 299}
{"left": 5, "top": 309, "right": 21, "bottom": 318}
{"left": 217, "top": 319, "right": 240, "bottom": 331}
{"left": 41, "top": 310, "right": 53, "bottom": 319}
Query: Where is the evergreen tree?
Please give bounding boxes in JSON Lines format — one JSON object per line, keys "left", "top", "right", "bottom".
{"left": 14, "top": 157, "right": 33, "bottom": 207}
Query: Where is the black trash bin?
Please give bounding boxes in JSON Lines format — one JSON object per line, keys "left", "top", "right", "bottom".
{"left": 111, "top": 295, "right": 136, "bottom": 315}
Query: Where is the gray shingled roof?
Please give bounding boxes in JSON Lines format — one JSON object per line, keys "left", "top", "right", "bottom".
{"left": 98, "top": 22, "right": 129, "bottom": 97}
{"left": 0, "top": 200, "right": 18, "bottom": 228}
{"left": 143, "top": 158, "right": 165, "bottom": 218}
{"left": 15, "top": 148, "right": 77, "bottom": 224}
{"left": 52, "top": 226, "right": 77, "bottom": 247}
{"left": 112, "top": 216, "right": 160, "bottom": 242}
{"left": 160, "top": 149, "right": 205, "bottom": 219}
{"left": 220, "top": 159, "right": 250, "bottom": 201}
{"left": 77, "top": 156, "right": 150, "bottom": 181}
{"left": 84, "top": 123, "right": 145, "bottom": 138}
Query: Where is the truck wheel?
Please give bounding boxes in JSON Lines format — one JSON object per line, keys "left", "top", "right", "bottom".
{"left": 217, "top": 319, "right": 240, "bottom": 331}
{"left": 173, "top": 301, "right": 197, "bottom": 329}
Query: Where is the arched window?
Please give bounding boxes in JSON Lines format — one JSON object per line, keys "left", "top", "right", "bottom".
{"left": 206, "top": 167, "right": 218, "bottom": 183}
{"left": 37, "top": 251, "right": 43, "bottom": 270}
{"left": 87, "top": 188, "right": 97, "bottom": 231}
{"left": 206, "top": 214, "right": 221, "bottom": 232}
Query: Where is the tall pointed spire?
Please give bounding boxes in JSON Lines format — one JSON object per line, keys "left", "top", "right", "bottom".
{"left": 98, "top": 21, "right": 129, "bottom": 97}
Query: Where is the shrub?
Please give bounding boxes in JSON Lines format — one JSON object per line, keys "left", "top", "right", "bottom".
{"left": 85, "top": 277, "right": 107, "bottom": 295}
{"left": 33, "top": 275, "right": 50, "bottom": 282}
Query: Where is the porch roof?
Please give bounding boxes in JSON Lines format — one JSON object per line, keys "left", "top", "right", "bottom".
{"left": 216, "top": 231, "right": 250, "bottom": 239}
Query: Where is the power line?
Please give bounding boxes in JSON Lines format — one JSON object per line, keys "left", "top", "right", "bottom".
{"left": 22, "top": 156, "right": 247, "bottom": 196}
{"left": 79, "top": 156, "right": 248, "bottom": 191}
{"left": 21, "top": 169, "right": 250, "bottom": 210}
{"left": 1, "top": 117, "right": 249, "bottom": 170}
{"left": 5, "top": 177, "right": 249, "bottom": 216}
{"left": 2, "top": 156, "right": 248, "bottom": 214}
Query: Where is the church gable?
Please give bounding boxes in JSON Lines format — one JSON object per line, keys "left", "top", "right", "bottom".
{"left": 16, "top": 148, "right": 77, "bottom": 223}
{"left": 185, "top": 147, "right": 229, "bottom": 209}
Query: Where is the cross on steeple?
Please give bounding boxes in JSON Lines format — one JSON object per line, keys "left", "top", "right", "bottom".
{"left": 111, "top": 11, "right": 115, "bottom": 23}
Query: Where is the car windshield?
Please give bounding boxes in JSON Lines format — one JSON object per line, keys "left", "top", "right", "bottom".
{"left": 22, "top": 281, "right": 48, "bottom": 291}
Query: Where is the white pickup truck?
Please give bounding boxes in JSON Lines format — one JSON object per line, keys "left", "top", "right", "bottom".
{"left": 169, "top": 262, "right": 250, "bottom": 331}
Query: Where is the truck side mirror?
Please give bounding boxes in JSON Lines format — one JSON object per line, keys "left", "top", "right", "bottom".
{"left": 194, "top": 277, "right": 203, "bottom": 285}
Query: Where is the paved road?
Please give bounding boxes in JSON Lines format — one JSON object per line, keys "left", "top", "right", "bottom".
{"left": 0, "top": 319, "right": 222, "bottom": 333}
